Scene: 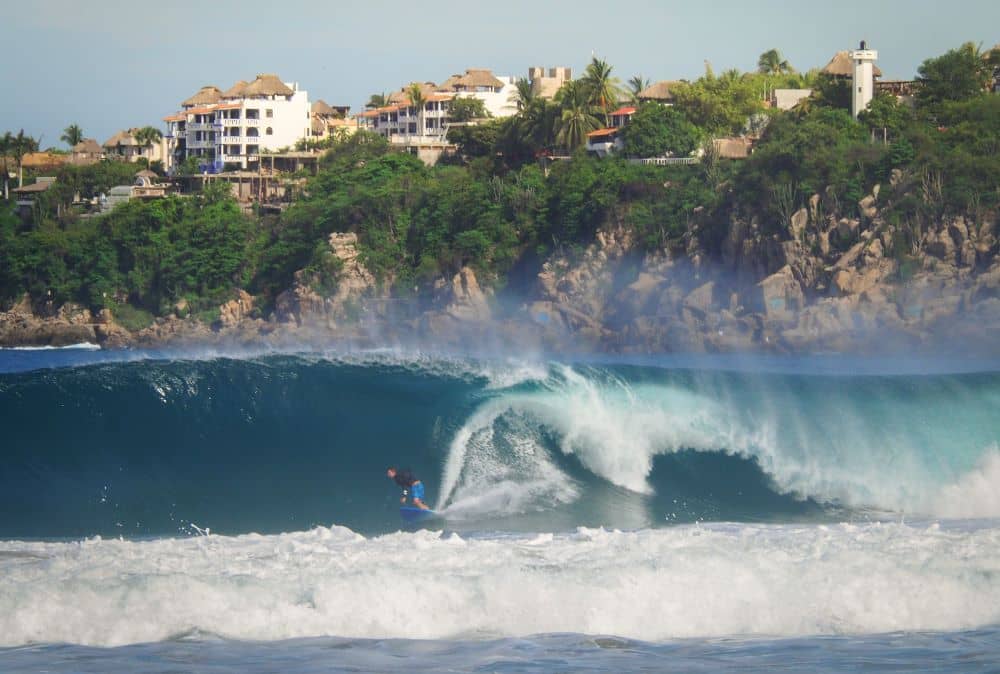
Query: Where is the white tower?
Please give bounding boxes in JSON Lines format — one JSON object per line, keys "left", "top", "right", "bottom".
{"left": 849, "top": 40, "right": 878, "bottom": 118}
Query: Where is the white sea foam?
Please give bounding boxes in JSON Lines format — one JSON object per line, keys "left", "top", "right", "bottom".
{"left": 0, "top": 342, "right": 100, "bottom": 351}
{"left": 1, "top": 522, "right": 999, "bottom": 647}
{"left": 932, "top": 448, "right": 1000, "bottom": 518}
{"left": 438, "top": 364, "right": 1000, "bottom": 518}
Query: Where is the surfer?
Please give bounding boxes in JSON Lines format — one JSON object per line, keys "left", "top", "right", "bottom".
{"left": 387, "top": 467, "right": 430, "bottom": 510}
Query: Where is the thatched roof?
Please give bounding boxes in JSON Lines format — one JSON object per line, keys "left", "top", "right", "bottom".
{"left": 222, "top": 80, "right": 248, "bottom": 98}
{"left": 387, "top": 82, "right": 438, "bottom": 104}
{"left": 822, "top": 51, "right": 883, "bottom": 78}
{"left": 135, "top": 169, "right": 158, "bottom": 179}
{"left": 637, "top": 80, "right": 681, "bottom": 102}
{"left": 72, "top": 139, "right": 102, "bottom": 155}
{"left": 310, "top": 117, "right": 326, "bottom": 135}
{"left": 452, "top": 69, "right": 505, "bottom": 90}
{"left": 21, "top": 153, "right": 66, "bottom": 169}
{"left": 312, "top": 99, "right": 335, "bottom": 116}
{"left": 437, "top": 75, "right": 462, "bottom": 91}
{"left": 243, "top": 74, "right": 294, "bottom": 97}
{"left": 103, "top": 129, "right": 137, "bottom": 148}
{"left": 182, "top": 85, "right": 223, "bottom": 106}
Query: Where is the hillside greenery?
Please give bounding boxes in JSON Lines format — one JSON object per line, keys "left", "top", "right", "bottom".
{"left": 1, "top": 43, "right": 998, "bottom": 324}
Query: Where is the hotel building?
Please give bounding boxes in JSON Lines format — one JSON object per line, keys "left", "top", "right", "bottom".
{"left": 164, "top": 74, "right": 310, "bottom": 173}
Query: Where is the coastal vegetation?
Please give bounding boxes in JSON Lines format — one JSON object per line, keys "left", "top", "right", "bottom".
{"left": 1, "top": 43, "right": 998, "bottom": 329}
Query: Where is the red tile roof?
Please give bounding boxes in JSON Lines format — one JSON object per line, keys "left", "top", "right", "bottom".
{"left": 587, "top": 128, "right": 618, "bottom": 138}
{"left": 609, "top": 106, "right": 637, "bottom": 116}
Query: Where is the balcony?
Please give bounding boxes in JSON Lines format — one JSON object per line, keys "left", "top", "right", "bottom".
{"left": 244, "top": 118, "right": 260, "bottom": 126}
{"left": 221, "top": 118, "right": 242, "bottom": 127}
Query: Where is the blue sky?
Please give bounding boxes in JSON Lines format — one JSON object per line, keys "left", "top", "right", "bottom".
{"left": 2, "top": 0, "right": 998, "bottom": 148}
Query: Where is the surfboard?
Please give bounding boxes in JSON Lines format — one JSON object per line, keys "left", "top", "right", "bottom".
{"left": 400, "top": 506, "right": 436, "bottom": 523}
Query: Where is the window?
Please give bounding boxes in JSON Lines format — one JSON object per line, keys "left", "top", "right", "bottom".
{"left": 265, "top": 127, "right": 273, "bottom": 135}
{"left": 266, "top": 109, "right": 273, "bottom": 118}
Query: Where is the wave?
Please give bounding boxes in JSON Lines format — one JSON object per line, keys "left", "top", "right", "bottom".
{"left": 0, "top": 342, "right": 100, "bottom": 351}
{"left": 439, "top": 363, "right": 1000, "bottom": 520}
{"left": 2, "top": 522, "right": 999, "bottom": 647}
{"left": 1, "top": 353, "right": 998, "bottom": 539}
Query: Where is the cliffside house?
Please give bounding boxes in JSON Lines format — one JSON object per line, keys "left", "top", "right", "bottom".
{"left": 103, "top": 129, "right": 167, "bottom": 164}
{"left": 310, "top": 100, "right": 355, "bottom": 141}
{"left": 585, "top": 106, "right": 636, "bottom": 157}
{"left": 438, "top": 69, "right": 518, "bottom": 118}
{"left": 12, "top": 177, "right": 56, "bottom": 221}
{"left": 164, "top": 73, "right": 311, "bottom": 174}
{"left": 69, "top": 139, "right": 103, "bottom": 165}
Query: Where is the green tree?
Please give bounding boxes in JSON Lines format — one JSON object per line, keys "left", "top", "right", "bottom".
{"left": 10, "top": 130, "right": 39, "bottom": 188}
{"left": 511, "top": 77, "right": 535, "bottom": 111}
{"left": 407, "top": 83, "right": 427, "bottom": 137}
{"left": 61, "top": 124, "right": 84, "bottom": 148}
{"left": 916, "top": 42, "right": 995, "bottom": 110}
{"left": 621, "top": 103, "right": 702, "bottom": 158}
{"left": 757, "top": 49, "right": 793, "bottom": 75}
{"left": 627, "top": 75, "right": 650, "bottom": 103}
{"left": 0, "top": 132, "right": 12, "bottom": 200}
{"left": 858, "top": 92, "right": 909, "bottom": 143}
{"left": 449, "top": 97, "right": 488, "bottom": 122}
{"left": 582, "top": 57, "right": 623, "bottom": 123}
{"left": 366, "top": 92, "right": 387, "bottom": 109}
{"left": 447, "top": 120, "right": 501, "bottom": 159}
{"left": 133, "top": 126, "right": 163, "bottom": 160}
{"left": 555, "top": 81, "right": 601, "bottom": 151}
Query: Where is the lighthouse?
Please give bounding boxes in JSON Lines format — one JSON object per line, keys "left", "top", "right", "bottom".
{"left": 850, "top": 40, "right": 878, "bottom": 118}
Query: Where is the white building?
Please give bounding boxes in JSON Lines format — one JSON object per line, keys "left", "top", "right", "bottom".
{"left": 850, "top": 41, "right": 878, "bottom": 118}
{"left": 440, "top": 69, "right": 519, "bottom": 118}
{"left": 164, "top": 74, "right": 310, "bottom": 173}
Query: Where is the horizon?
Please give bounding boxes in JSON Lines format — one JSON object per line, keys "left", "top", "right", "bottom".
{"left": 1, "top": 0, "right": 999, "bottom": 149}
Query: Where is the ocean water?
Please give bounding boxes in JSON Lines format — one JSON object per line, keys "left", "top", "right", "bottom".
{"left": 1, "top": 345, "right": 999, "bottom": 672}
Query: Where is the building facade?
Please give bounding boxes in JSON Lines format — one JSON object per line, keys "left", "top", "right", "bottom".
{"left": 164, "top": 74, "right": 310, "bottom": 173}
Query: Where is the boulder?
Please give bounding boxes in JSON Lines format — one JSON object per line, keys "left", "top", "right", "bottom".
{"left": 789, "top": 208, "right": 808, "bottom": 241}
{"left": 218, "top": 290, "right": 254, "bottom": 328}
{"left": 682, "top": 281, "right": 715, "bottom": 317}
{"left": 444, "top": 267, "right": 491, "bottom": 322}
{"left": 859, "top": 194, "right": 877, "bottom": 220}
{"left": 754, "top": 265, "right": 803, "bottom": 322}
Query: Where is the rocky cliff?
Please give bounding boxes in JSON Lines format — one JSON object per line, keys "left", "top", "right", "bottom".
{"left": 3, "top": 192, "right": 998, "bottom": 354}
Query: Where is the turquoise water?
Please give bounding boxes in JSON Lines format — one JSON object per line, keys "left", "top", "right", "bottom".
{"left": 1, "top": 346, "right": 999, "bottom": 671}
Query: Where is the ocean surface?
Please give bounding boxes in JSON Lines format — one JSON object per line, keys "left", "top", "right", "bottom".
{"left": 1, "top": 344, "right": 999, "bottom": 672}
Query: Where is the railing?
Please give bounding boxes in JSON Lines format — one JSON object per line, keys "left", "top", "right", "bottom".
{"left": 221, "top": 118, "right": 242, "bottom": 127}
{"left": 630, "top": 157, "right": 699, "bottom": 165}
{"left": 244, "top": 118, "right": 260, "bottom": 126}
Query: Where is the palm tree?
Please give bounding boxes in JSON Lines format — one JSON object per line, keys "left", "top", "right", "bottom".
{"left": 757, "top": 49, "right": 793, "bottom": 75}
{"left": 627, "top": 75, "right": 650, "bottom": 103}
{"left": 518, "top": 98, "right": 559, "bottom": 152}
{"left": 365, "top": 92, "right": 387, "bottom": 109}
{"left": 555, "top": 81, "right": 601, "bottom": 151}
{"left": 10, "top": 130, "right": 39, "bottom": 188}
{"left": 582, "top": 57, "right": 623, "bottom": 124}
{"left": 61, "top": 124, "right": 84, "bottom": 148}
{"left": 511, "top": 77, "right": 535, "bottom": 111}
{"left": 0, "top": 132, "right": 13, "bottom": 200}
{"left": 133, "top": 126, "right": 163, "bottom": 161}
{"left": 407, "top": 83, "right": 427, "bottom": 139}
